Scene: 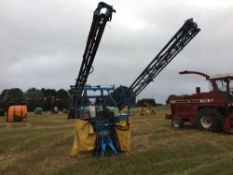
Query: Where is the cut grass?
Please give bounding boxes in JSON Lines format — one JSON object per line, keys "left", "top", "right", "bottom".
{"left": 0, "top": 109, "right": 233, "bottom": 175}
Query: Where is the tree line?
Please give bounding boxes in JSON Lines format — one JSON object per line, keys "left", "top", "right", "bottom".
{"left": 0, "top": 88, "right": 71, "bottom": 112}
{"left": 0, "top": 87, "right": 165, "bottom": 113}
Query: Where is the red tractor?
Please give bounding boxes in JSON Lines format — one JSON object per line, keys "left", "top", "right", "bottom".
{"left": 166, "top": 70, "right": 233, "bottom": 133}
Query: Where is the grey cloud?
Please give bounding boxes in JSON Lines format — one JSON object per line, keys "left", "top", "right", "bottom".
{"left": 0, "top": 0, "right": 233, "bottom": 103}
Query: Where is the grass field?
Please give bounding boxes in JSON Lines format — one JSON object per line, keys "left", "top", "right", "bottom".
{"left": 1, "top": 108, "right": 233, "bottom": 175}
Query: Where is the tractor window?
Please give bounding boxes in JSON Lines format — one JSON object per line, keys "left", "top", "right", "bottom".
{"left": 216, "top": 80, "right": 227, "bottom": 92}
{"left": 208, "top": 82, "right": 214, "bottom": 91}
{"left": 216, "top": 78, "right": 233, "bottom": 95}
{"left": 230, "top": 79, "right": 233, "bottom": 95}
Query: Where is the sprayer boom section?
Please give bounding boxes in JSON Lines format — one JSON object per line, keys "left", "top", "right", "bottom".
{"left": 73, "top": 2, "right": 115, "bottom": 107}
{"left": 131, "top": 19, "right": 200, "bottom": 97}
{"left": 116, "top": 19, "right": 200, "bottom": 110}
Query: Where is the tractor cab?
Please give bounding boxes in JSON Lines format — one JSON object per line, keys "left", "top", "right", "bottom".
{"left": 179, "top": 70, "right": 233, "bottom": 99}
{"left": 210, "top": 73, "right": 233, "bottom": 97}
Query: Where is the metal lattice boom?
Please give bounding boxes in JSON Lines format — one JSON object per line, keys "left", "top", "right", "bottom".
{"left": 116, "top": 18, "right": 200, "bottom": 110}
{"left": 73, "top": 2, "right": 115, "bottom": 106}
{"left": 69, "top": 2, "right": 115, "bottom": 119}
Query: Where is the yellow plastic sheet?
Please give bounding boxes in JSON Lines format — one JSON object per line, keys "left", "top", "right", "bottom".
{"left": 115, "top": 121, "right": 131, "bottom": 152}
{"left": 70, "top": 119, "right": 96, "bottom": 157}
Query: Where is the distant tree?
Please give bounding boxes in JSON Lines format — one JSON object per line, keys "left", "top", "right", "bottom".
{"left": 41, "top": 88, "right": 57, "bottom": 111}
{"left": 6, "top": 88, "right": 25, "bottom": 104}
{"left": 136, "top": 98, "right": 156, "bottom": 107}
{"left": 0, "top": 88, "right": 25, "bottom": 111}
{"left": 25, "top": 88, "right": 43, "bottom": 111}
{"left": 0, "top": 89, "right": 9, "bottom": 111}
{"left": 55, "top": 89, "right": 71, "bottom": 110}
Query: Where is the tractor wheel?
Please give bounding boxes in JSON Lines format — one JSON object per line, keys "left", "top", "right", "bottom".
{"left": 171, "top": 117, "right": 184, "bottom": 128}
{"left": 196, "top": 108, "right": 223, "bottom": 132}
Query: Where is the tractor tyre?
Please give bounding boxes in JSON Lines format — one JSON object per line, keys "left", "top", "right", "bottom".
{"left": 196, "top": 108, "right": 223, "bottom": 132}
{"left": 171, "top": 117, "right": 184, "bottom": 128}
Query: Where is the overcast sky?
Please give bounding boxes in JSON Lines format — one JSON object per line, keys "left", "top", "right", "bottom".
{"left": 0, "top": 0, "right": 233, "bottom": 103}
